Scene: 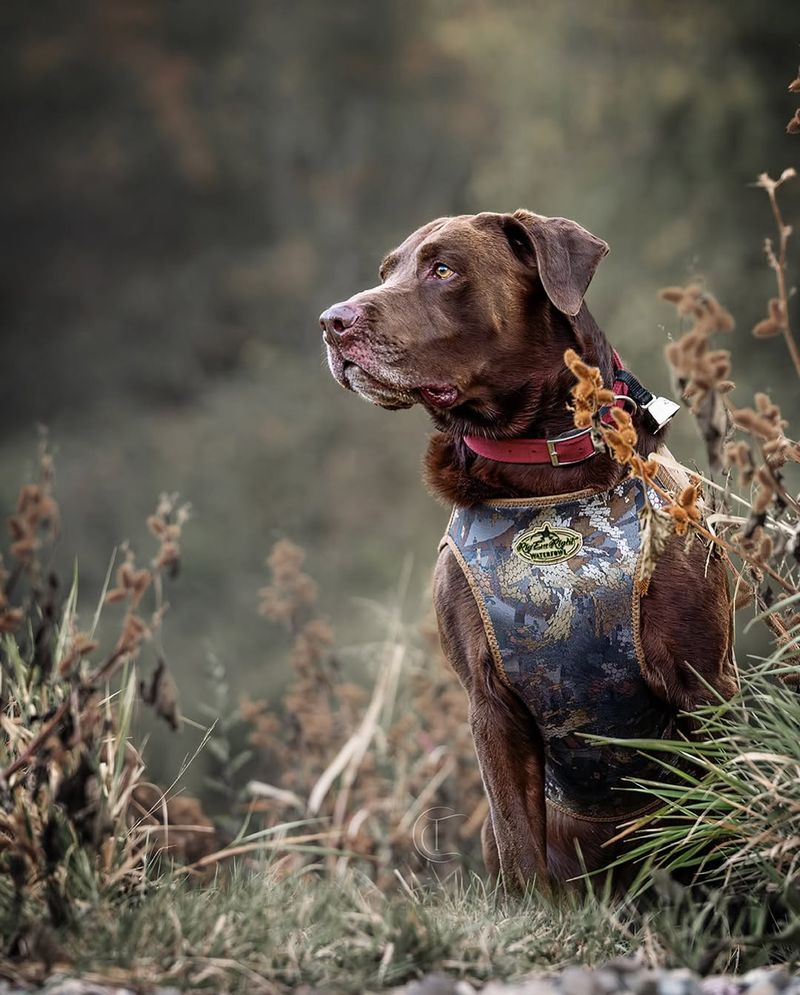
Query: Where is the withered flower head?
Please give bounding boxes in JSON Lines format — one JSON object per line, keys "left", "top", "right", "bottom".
{"left": 563, "top": 348, "right": 614, "bottom": 429}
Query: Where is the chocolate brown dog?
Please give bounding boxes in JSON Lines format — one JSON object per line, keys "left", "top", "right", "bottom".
{"left": 319, "top": 211, "right": 736, "bottom": 891}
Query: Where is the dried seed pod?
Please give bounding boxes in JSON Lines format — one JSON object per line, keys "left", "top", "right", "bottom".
{"left": 0, "top": 607, "right": 24, "bottom": 633}
{"left": 756, "top": 533, "right": 774, "bottom": 563}
{"left": 753, "top": 318, "right": 781, "bottom": 338}
{"left": 753, "top": 484, "right": 775, "bottom": 515}
{"left": 732, "top": 408, "right": 773, "bottom": 439}
{"left": 715, "top": 307, "right": 735, "bottom": 332}
{"left": 754, "top": 393, "right": 783, "bottom": 424}
{"left": 768, "top": 298, "right": 785, "bottom": 325}
{"left": 677, "top": 482, "right": 702, "bottom": 523}
{"left": 10, "top": 537, "right": 37, "bottom": 559}
{"left": 666, "top": 504, "right": 690, "bottom": 536}
{"left": 140, "top": 658, "right": 181, "bottom": 731}
{"left": 723, "top": 441, "right": 744, "bottom": 468}
{"left": 677, "top": 286, "right": 703, "bottom": 316}
{"left": 116, "top": 612, "right": 149, "bottom": 654}
{"left": 691, "top": 370, "right": 712, "bottom": 391}
{"left": 147, "top": 515, "right": 167, "bottom": 538}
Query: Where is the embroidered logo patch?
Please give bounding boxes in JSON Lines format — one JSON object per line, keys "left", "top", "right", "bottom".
{"left": 512, "top": 523, "right": 583, "bottom": 564}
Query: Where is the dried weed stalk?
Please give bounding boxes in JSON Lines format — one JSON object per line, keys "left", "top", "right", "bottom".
{"left": 242, "top": 539, "right": 483, "bottom": 886}
{"left": 752, "top": 168, "right": 800, "bottom": 377}
{"left": 565, "top": 162, "right": 800, "bottom": 674}
{"left": 659, "top": 285, "right": 735, "bottom": 476}
{"left": 787, "top": 69, "right": 800, "bottom": 135}
{"left": 0, "top": 444, "right": 203, "bottom": 937}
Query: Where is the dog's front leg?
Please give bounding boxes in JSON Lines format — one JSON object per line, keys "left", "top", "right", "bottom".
{"left": 434, "top": 547, "right": 549, "bottom": 894}
{"left": 468, "top": 673, "right": 549, "bottom": 894}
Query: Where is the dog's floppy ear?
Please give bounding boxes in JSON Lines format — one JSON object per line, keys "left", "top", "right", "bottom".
{"left": 500, "top": 210, "right": 609, "bottom": 316}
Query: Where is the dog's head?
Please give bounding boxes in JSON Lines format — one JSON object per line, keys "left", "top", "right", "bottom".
{"left": 319, "top": 210, "right": 608, "bottom": 435}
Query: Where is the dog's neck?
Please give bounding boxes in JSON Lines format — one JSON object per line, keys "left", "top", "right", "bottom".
{"left": 423, "top": 307, "right": 659, "bottom": 506}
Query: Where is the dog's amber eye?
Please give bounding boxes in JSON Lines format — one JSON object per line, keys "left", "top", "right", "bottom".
{"left": 432, "top": 262, "right": 456, "bottom": 280}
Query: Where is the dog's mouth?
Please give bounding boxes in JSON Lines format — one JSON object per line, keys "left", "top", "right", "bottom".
{"left": 344, "top": 363, "right": 417, "bottom": 410}
{"left": 418, "top": 384, "right": 459, "bottom": 409}
{"left": 326, "top": 343, "right": 459, "bottom": 412}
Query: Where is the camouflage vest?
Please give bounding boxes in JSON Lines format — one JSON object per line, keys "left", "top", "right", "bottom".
{"left": 441, "top": 475, "right": 675, "bottom": 822}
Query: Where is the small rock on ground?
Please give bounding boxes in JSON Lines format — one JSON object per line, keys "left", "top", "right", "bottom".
{"left": 2, "top": 962, "right": 798, "bottom": 995}
{"left": 393, "top": 963, "right": 800, "bottom": 995}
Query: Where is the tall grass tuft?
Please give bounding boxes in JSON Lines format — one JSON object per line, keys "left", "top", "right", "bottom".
{"left": 0, "top": 437, "right": 207, "bottom": 948}
{"left": 596, "top": 626, "right": 800, "bottom": 895}
{"left": 240, "top": 541, "right": 485, "bottom": 885}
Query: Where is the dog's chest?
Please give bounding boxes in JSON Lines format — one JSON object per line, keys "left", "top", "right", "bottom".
{"left": 441, "top": 476, "right": 674, "bottom": 819}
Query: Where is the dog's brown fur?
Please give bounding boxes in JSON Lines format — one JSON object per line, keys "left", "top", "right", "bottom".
{"left": 320, "top": 210, "right": 737, "bottom": 891}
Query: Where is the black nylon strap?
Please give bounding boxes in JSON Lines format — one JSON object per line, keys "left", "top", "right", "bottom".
{"left": 613, "top": 369, "right": 654, "bottom": 408}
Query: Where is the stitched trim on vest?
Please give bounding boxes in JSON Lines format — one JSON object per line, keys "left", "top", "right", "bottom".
{"left": 632, "top": 465, "right": 675, "bottom": 679}
{"left": 547, "top": 795, "right": 662, "bottom": 824}
{"left": 439, "top": 533, "right": 514, "bottom": 690}
{"left": 458, "top": 448, "right": 679, "bottom": 511}
{"left": 631, "top": 542, "right": 647, "bottom": 681}
{"left": 478, "top": 484, "right": 614, "bottom": 509}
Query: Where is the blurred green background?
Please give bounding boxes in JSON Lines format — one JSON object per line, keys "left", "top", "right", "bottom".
{"left": 2, "top": 0, "right": 799, "bottom": 784}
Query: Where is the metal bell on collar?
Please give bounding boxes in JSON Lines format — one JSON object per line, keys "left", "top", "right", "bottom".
{"left": 613, "top": 369, "right": 680, "bottom": 433}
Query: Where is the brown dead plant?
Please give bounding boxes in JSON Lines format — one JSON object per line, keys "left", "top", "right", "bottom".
{"left": 565, "top": 155, "right": 800, "bottom": 680}
{"left": 0, "top": 440, "right": 209, "bottom": 937}
{"left": 242, "top": 539, "right": 483, "bottom": 886}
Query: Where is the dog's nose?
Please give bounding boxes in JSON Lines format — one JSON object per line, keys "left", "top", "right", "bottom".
{"left": 319, "top": 303, "right": 360, "bottom": 340}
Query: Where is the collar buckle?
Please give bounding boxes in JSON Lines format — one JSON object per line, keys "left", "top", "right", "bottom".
{"left": 547, "top": 429, "right": 598, "bottom": 467}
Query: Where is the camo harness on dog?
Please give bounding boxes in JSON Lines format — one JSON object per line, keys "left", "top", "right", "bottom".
{"left": 440, "top": 474, "right": 676, "bottom": 822}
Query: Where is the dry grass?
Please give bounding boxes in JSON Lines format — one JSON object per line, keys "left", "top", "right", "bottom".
{"left": 0, "top": 437, "right": 221, "bottom": 941}
{"left": 241, "top": 541, "right": 485, "bottom": 886}
{"left": 565, "top": 162, "right": 799, "bottom": 680}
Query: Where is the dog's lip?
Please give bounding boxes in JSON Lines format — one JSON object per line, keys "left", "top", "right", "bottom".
{"left": 419, "top": 384, "right": 460, "bottom": 409}
{"left": 326, "top": 342, "right": 455, "bottom": 410}
{"left": 326, "top": 345, "right": 352, "bottom": 390}
{"left": 342, "top": 361, "right": 414, "bottom": 408}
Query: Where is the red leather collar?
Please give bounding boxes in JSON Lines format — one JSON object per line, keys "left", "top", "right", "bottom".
{"left": 463, "top": 351, "right": 630, "bottom": 467}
